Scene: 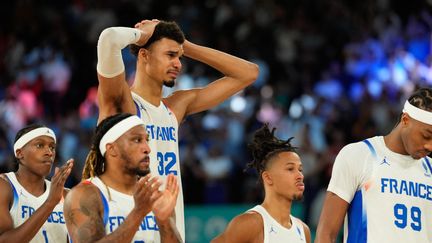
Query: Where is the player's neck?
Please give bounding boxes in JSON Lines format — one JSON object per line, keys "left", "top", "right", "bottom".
{"left": 99, "top": 171, "right": 137, "bottom": 195}
{"left": 384, "top": 127, "right": 409, "bottom": 155}
{"left": 262, "top": 196, "right": 292, "bottom": 228}
{"left": 15, "top": 168, "right": 46, "bottom": 196}
{"left": 132, "top": 71, "right": 163, "bottom": 106}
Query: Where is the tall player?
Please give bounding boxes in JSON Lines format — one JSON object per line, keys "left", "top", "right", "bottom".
{"left": 0, "top": 124, "right": 74, "bottom": 242}
{"left": 212, "top": 124, "right": 311, "bottom": 243}
{"left": 95, "top": 19, "right": 259, "bottom": 240}
{"left": 316, "top": 87, "right": 432, "bottom": 242}
{"left": 65, "top": 113, "right": 181, "bottom": 242}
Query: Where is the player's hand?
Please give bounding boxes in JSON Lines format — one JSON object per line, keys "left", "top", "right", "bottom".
{"left": 134, "top": 19, "right": 160, "bottom": 46}
{"left": 133, "top": 174, "right": 163, "bottom": 217}
{"left": 46, "top": 159, "right": 74, "bottom": 206}
{"left": 152, "top": 174, "right": 179, "bottom": 223}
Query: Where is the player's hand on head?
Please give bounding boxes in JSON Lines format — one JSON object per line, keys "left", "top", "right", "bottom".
{"left": 134, "top": 19, "right": 159, "bottom": 46}
{"left": 134, "top": 174, "right": 163, "bottom": 217}
{"left": 152, "top": 174, "right": 179, "bottom": 222}
{"left": 47, "top": 159, "right": 74, "bottom": 206}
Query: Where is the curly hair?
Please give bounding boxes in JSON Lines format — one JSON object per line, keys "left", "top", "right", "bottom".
{"left": 408, "top": 87, "right": 432, "bottom": 111}
{"left": 246, "top": 124, "right": 297, "bottom": 179}
{"left": 82, "top": 113, "right": 133, "bottom": 179}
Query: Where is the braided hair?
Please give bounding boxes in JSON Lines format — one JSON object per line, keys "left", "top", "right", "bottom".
{"left": 82, "top": 113, "right": 133, "bottom": 179}
{"left": 247, "top": 124, "right": 297, "bottom": 181}
{"left": 407, "top": 87, "right": 432, "bottom": 111}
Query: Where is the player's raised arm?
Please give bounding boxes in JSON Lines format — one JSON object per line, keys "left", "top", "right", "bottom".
{"left": 96, "top": 20, "right": 159, "bottom": 123}
{"left": 164, "top": 39, "right": 259, "bottom": 120}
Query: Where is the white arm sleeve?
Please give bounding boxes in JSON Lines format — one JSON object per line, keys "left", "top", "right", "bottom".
{"left": 96, "top": 27, "right": 141, "bottom": 78}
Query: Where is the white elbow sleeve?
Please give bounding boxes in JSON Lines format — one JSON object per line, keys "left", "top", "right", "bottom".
{"left": 96, "top": 27, "right": 141, "bottom": 78}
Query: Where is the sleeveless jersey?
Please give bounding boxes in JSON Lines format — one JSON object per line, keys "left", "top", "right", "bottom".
{"left": 328, "top": 136, "right": 432, "bottom": 243}
{"left": 90, "top": 177, "right": 160, "bottom": 242}
{"left": 132, "top": 92, "right": 185, "bottom": 241}
{"left": 249, "top": 205, "right": 307, "bottom": 243}
{"left": 4, "top": 172, "right": 68, "bottom": 243}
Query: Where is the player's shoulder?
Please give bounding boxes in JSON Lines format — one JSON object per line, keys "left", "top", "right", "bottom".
{"left": 230, "top": 211, "right": 263, "bottom": 233}
{"left": 0, "top": 173, "right": 13, "bottom": 204}
{"left": 65, "top": 180, "right": 101, "bottom": 203}
{"left": 339, "top": 136, "right": 380, "bottom": 156}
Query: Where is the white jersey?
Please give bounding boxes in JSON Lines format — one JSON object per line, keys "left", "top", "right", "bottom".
{"left": 4, "top": 172, "right": 68, "bottom": 243}
{"left": 328, "top": 136, "right": 432, "bottom": 243}
{"left": 90, "top": 177, "right": 160, "bottom": 242}
{"left": 249, "top": 205, "right": 306, "bottom": 243}
{"left": 132, "top": 92, "right": 185, "bottom": 241}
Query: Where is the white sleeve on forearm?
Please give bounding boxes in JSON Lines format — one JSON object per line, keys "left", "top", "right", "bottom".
{"left": 96, "top": 27, "right": 141, "bottom": 78}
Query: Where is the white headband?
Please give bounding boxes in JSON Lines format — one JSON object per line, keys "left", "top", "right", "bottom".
{"left": 99, "top": 116, "right": 145, "bottom": 156}
{"left": 14, "top": 127, "right": 56, "bottom": 156}
{"left": 403, "top": 100, "right": 432, "bottom": 125}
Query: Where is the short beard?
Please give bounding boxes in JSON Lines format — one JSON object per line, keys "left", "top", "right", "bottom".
{"left": 163, "top": 79, "right": 175, "bottom": 88}
{"left": 119, "top": 149, "right": 150, "bottom": 177}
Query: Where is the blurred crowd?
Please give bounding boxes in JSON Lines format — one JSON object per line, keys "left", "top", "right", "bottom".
{"left": 1, "top": 0, "right": 431, "bottom": 227}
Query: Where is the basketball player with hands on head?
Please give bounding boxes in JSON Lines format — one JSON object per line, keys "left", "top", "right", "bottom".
{"left": 212, "top": 124, "right": 311, "bottom": 243}
{"left": 0, "top": 124, "right": 74, "bottom": 243}
{"left": 95, "top": 18, "right": 259, "bottom": 241}
{"left": 64, "top": 113, "right": 181, "bottom": 243}
{"left": 316, "top": 87, "right": 432, "bottom": 243}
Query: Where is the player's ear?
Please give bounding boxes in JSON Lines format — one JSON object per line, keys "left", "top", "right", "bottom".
{"left": 139, "top": 48, "right": 149, "bottom": 62}
{"left": 105, "top": 143, "right": 118, "bottom": 157}
{"left": 401, "top": 113, "right": 410, "bottom": 126}
{"left": 262, "top": 171, "right": 273, "bottom": 185}
{"left": 15, "top": 149, "right": 24, "bottom": 160}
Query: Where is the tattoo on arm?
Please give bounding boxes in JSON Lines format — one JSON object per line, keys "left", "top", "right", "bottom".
{"left": 68, "top": 191, "right": 106, "bottom": 243}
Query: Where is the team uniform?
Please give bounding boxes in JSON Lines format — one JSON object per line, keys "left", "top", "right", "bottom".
{"left": 3, "top": 172, "right": 68, "bottom": 243}
{"left": 249, "top": 205, "right": 306, "bottom": 243}
{"left": 328, "top": 136, "right": 432, "bottom": 243}
{"left": 132, "top": 92, "right": 185, "bottom": 241}
{"left": 88, "top": 177, "right": 160, "bottom": 242}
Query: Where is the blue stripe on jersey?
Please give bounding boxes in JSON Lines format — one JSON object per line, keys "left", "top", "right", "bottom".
{"left": 99, "top": 191, "right": 109, "bottom": 226}
{"left": 362, "top": 139, "right": 377, "bottom": 158}
{"left": 4, "top": 175, "right": 19, "bottom": 210}
{"left": 134, "top": 100, "right": 141, "bottom": 118}
{"left": 347, "top": 190, "right": 367, "bottom": 243}
{"left": 424, "top": 157, "right": 432, "bottom": 175}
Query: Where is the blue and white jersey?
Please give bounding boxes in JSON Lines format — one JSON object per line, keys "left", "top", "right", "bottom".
{"left": 132, "top": 92, "right": 184, "bottom": 242}
{"left": 4, "top": 172, "right": 68, "bottom": 243}
{"left": 328, "top": 136, "right": 432, "bottom": 243}
{"left": 249, "top": 205, "right": 306, "bottom": 243}
{"left": 91, "top": 177, "right": 160, "bottom": 242}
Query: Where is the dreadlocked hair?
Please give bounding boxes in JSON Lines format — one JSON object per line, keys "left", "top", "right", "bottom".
{"left": 246, "top": 124, "right": 297, "bottom": 179}
{"left": 408, "top": 87, "right": 432, "bottom": 111}
{"left": 82, "top": 113, "right": 134, "bottom": 180}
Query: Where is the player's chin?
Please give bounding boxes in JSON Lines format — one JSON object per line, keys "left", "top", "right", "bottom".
{"left": 136, "top": 168, "right": 150, "bottom": 177}
{"left": 163, "top": 79, "right": 176, "bottom": 88}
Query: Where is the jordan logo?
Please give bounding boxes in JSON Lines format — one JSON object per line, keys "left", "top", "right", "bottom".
{"left": 380, "top": 157, "right": 390, "bottom": 166}
{"left": 269, "top": 225, "right": 277, "bottom": 234}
